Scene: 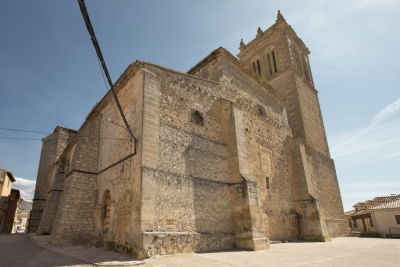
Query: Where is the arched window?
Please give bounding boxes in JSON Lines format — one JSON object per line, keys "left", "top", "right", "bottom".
{"left": 256, "top": 60, "right": 261, "bottom": 76}
{"left": 272, "top": 51, "right": 278, "bottom": 73}
{"left": 267, "top": 54, "right": 273, "bottom": 75}
{"left": 103, "top": 190, "right": 111, "bottom": 231}
{"left": 266, "top": 51, "right": 278, "bottom": 75}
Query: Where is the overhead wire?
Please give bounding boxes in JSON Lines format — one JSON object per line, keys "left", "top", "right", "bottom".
{"left": 0, "top": 127, "right": 131, "bottom": 141}
{"left": 0, "top": 137, "right": 43, "bottom": 140}
{"left": 0, "top": 137, "right": 131, "bottom": 141}
{"left": 77, "top": 0, "right": 136, "bottom": 142}
{"left": 0, "top": 127, "right": 51, "bottom": 134}
{"left": 97, "top": 56, "right": 109, "bottom": 92}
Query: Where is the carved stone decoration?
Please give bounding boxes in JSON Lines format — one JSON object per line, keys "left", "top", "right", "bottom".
{"left": 239, "top": 39, "right": 246, "bottom": 52}
{"left": 257, "top": 27, "right": 263, "bottom": 38}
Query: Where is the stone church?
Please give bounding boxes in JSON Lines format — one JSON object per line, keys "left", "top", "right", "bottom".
{"left": 29, "top": 12, "right": 348, "bottom": 259}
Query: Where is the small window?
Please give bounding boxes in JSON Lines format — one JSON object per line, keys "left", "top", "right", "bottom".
{"left": 272, "top": 51, "right": 278, "bottom": 73}
{"left": 257, "top": 60, "right": 261, "bottom": 76}
{"left": 395, "top": 215, "right": 400, "bottom": 224}
{"left": 252, "top": 62, "right": 256, "bottom": 73}
{"left": 257, "top": 104, "right": 266, "bottom": 118}
{"left": 267, "top": 54, "right": 273, "bottom": 75}
{"left": 266, "top": 177, "right": 270, "bottom": 189}
{"left": 191, "top": 109, "right": 204, "bottom": 126}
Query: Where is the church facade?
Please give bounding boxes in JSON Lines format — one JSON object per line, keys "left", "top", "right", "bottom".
{"left": 29, "top": 12, "right": 348, "bottom": 259}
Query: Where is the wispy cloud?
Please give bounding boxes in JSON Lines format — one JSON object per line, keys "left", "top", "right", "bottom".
{"left": 13, "top": 177, "right": 36, "bottom": 201}
{"left": 333, "top": 137, "right": 400, "bottom": 158}
{"left": 373, "top": 151, "right": 400, "bottom": 163}
{"left": 371, "top": 97, "right": 400, "bottom": 125}
{"left": 341, "top": 181, "right": 400, "bottom": 190}
{"left": 332, "top": 97, "right": 400, "bottom": 151}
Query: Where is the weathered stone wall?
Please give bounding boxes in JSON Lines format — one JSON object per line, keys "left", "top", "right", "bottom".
{"left": 237, "top": 19, "right": 328, "bottom": 156}
{"left": 95, "top": 68, "right": 143, "bottom": 256}
{"left": 288, "top": 138, "right": 330, "bottom": 241}
{"left": 268, "top": 71, "right": 305, "bottom": 142}
{"left": 139, "top": 66, "right": 239, "bottom": 258}
{"left": 49, "top": 117, "right": 100, "bottom": 245}
{"left": 29, "top": 135, "right": 57, "bottom": 233}
{"left": 36, "top": 128, "right": 75, "bottom": 235}
{"left": 237, "top": 29, "right": 292, "bottom": 81}
{"left": 138, "top": 52, "right": 299, "bottom": 257}
{"left": 29, "top": 127, "right": 75, "bottom": 233}
{"left": 33, "top": 13, "right": 348, "bottom": 258}
{"left": 236, "top": 15, "right": 346, "bottom": 240}
{"left": 220, "top": 57, "right": 300, "bottom": 242}
{"left": 307, "top": 149, "right": 347, "bottom": 236}
{"left": 36, "top": 156, "right": 69, "bottom": 235}
{"left": 295, "top": 75, "right": 329, "bottom": 155}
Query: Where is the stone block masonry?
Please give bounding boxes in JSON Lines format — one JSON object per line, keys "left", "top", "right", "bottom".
{"left": 31, "top": 11, "right": 348, "bottom": 260}
{"left": 29, "top": 127, "right": 76, "bottom": 233}
{"left": 49, "top": 116, "right": 100, "bottom": 245}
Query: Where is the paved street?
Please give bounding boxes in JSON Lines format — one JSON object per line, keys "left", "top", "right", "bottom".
{"left": 0, "top": 234, "right": 399, "bottom": 267}
{"left": 144, "top": 237, "right": 400, "bottom": 267}
{"left": 0, "top": 234, "right": 90, "bottom": 267}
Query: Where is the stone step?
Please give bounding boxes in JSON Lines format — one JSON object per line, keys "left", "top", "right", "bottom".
{"left": 347, "top": 232, "right": 380, "bottom": 238}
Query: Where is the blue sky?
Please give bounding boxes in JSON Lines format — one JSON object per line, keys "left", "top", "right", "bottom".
{"left": 0, "top": 0, "right": 399, "bottom": 211}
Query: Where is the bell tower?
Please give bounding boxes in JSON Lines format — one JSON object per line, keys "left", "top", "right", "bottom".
{"left": 237, "top": 11, "right": 348, "bottom": 240}
{"left": 237, "top": 11, "right": 329, "bottom": 156}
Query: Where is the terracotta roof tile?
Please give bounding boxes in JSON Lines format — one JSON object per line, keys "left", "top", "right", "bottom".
{"left": 372, "top": 195, "right": 400, "bottom": 202}
{"left": 344, "top": 210, "right": 356, "bottom": 216}
{"left": 369, "top": 196, "right": 400, "bottom": 210}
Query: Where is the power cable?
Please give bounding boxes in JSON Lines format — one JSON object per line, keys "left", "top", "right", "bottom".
{"left": 0, "top": 127, "right": 51, "bottom": 134}
{"left": 0, "top": 137, "right": 42, "bottom": 140}
{"left": 97, "top": 56, "right": 109, "bottom": 92}
{"left": 77, "top": 0, "right": 136, "bottom": 142}
{"left": 0, "top": 137, "right": 131, "bottom": 141}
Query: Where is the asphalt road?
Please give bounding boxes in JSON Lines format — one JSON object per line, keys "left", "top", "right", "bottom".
{"left": 0, "top": 234, "right": 91, "bottom": 267}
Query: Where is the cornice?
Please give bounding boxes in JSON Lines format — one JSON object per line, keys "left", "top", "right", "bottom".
{"left": 142, "top": 61, "right": 220, "bottom": 85}
{"left": 188, "top": 47, "right": 287, "bottom": 104}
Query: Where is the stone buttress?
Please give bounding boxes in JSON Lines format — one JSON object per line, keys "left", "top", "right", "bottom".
{"left": 29, "top": 127, "right": 76, "bottom": 233}
{"left": 49, "top": 116, "right": 100, "bottom": 245}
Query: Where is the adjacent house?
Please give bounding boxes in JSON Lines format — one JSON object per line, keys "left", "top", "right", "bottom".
{"left": 12, "top": 199, "right": 32, "bottom": 233}
{"left": 0, "top": 168, "right": 16, "bottom": 233}
{"left": 345, "top": 194, "right": 400, "bottom": 238}
{"left": 1, "top": 189, "right": 20, "bottom": 233}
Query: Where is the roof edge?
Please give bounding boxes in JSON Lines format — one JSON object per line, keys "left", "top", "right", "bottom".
{"left": 188, "top": 47, "right": 288, "bottom": 104}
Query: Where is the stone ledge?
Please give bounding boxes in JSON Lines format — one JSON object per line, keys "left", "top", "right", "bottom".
{"left": 234, "top": 237, "right": 270, "bottom": 250}
{"left": 141, "top": 231, "right": 236, "bottom": 259}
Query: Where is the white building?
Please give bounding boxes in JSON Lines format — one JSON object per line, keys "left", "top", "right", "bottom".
{"left": 345, "top": 195, "right": 400, "bottom": 238}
